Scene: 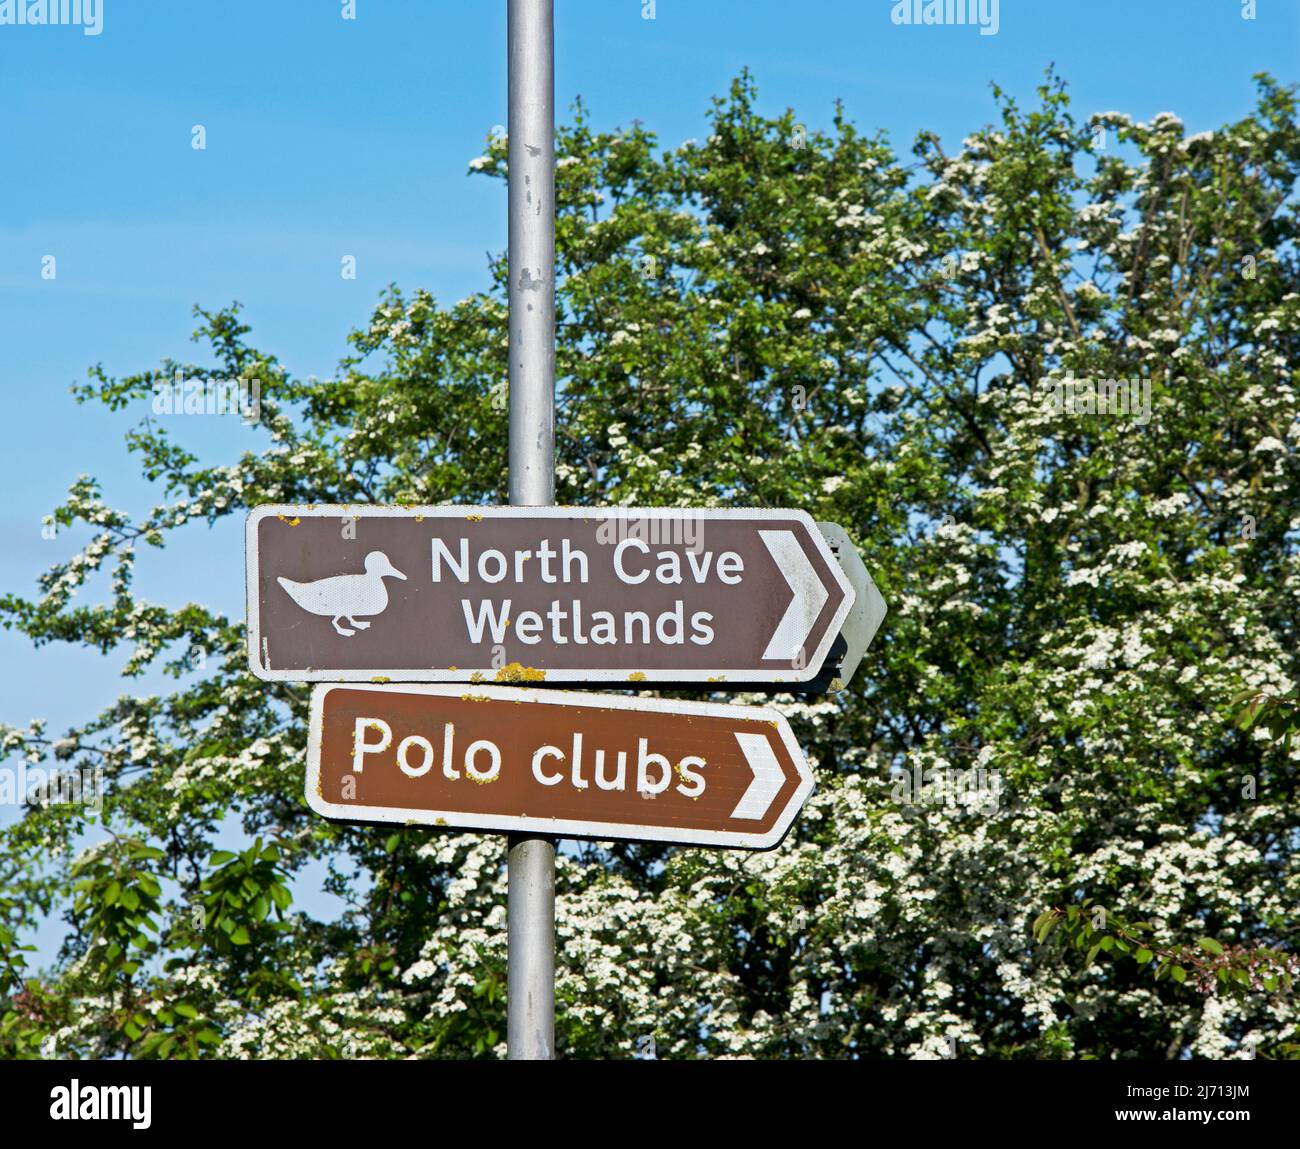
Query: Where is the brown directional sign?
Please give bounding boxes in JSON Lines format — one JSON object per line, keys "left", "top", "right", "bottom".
{"left": 246, "top": 505, "right": 855, "bottom": 685}
{"left": 306, "top": 684, "right": 814, "bottom": 849}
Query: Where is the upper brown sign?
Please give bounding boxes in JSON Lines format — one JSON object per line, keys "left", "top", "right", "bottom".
{"left": 306, "top": 683, "right": 814, "bottom": 849}
{"left": 246, "top": 505, "right": 855, "bottom": 685}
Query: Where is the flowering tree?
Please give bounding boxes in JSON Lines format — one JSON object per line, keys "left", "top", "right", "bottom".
{"left": 2, "top": 71, "right": 1297, "bottom": 1060}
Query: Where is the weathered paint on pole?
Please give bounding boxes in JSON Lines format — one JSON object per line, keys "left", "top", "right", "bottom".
{"left": 506, "top": 0, "right": 556, "bottom": 1062}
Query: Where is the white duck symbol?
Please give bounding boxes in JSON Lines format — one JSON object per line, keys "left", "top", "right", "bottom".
{"left": 277, "top": 550, "right": 407, "bottom": 636}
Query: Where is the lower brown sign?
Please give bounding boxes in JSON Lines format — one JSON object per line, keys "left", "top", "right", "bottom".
{"left": 306, "top": 684, "right": 814, "bottom": 849}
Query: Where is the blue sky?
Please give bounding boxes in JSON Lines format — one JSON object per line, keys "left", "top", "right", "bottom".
{"left": 0, "top": 0, "right": 1296, "bottom": 933}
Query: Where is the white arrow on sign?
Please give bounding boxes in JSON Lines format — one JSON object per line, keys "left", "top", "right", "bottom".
{"left": 759, "top": 529, "right": 830, "bottom": 662}
{"left": 731, "top": 731, "right": 787, "bottom": 820}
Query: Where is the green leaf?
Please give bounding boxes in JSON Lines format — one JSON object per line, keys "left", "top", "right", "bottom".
{"left": 1136, "top": 948, "right": 1154, "bottom": 964}
{"left": 1198, "top": 938, "right": 1225, "bottom": 956}
{"left": 137, "top": 875, "right": 162, "bottom": 897}
{"left": 1032, "top": 910, "right": 1059, "bottom": 943}
{"left": 1171, "top": 966, "right": 1187, "bottom": 983}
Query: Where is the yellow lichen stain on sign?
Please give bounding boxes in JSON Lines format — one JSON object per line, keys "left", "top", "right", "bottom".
{"left": 469, "top": 671, "right": 486, "bottom": 683}
{"left": 465, "top": 513, "right": 483, "bottom": 522}
{"left": 277, "top": 515, "right": 302, "bottom": 527}
{"left": 461, "top": 693, "right": 490, "bottom": 703}
{"left": 353, "top": 718, "right": 386, "bottom": 758}
{"left": 495, "top": 663, "right": 545, "bottom": 683}
{"left": 627, "top": 671, "right": 648, "bottom": 682}
{"left": 674, "top": 758, "right": 706, "bottom": 798}
{"left": 370, "top": 676, "right": 391, "bottom": 684}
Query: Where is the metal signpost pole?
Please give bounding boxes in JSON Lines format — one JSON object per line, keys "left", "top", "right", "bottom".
{"left": 506, "top": 0, "right": 556, "bottom": 1061}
